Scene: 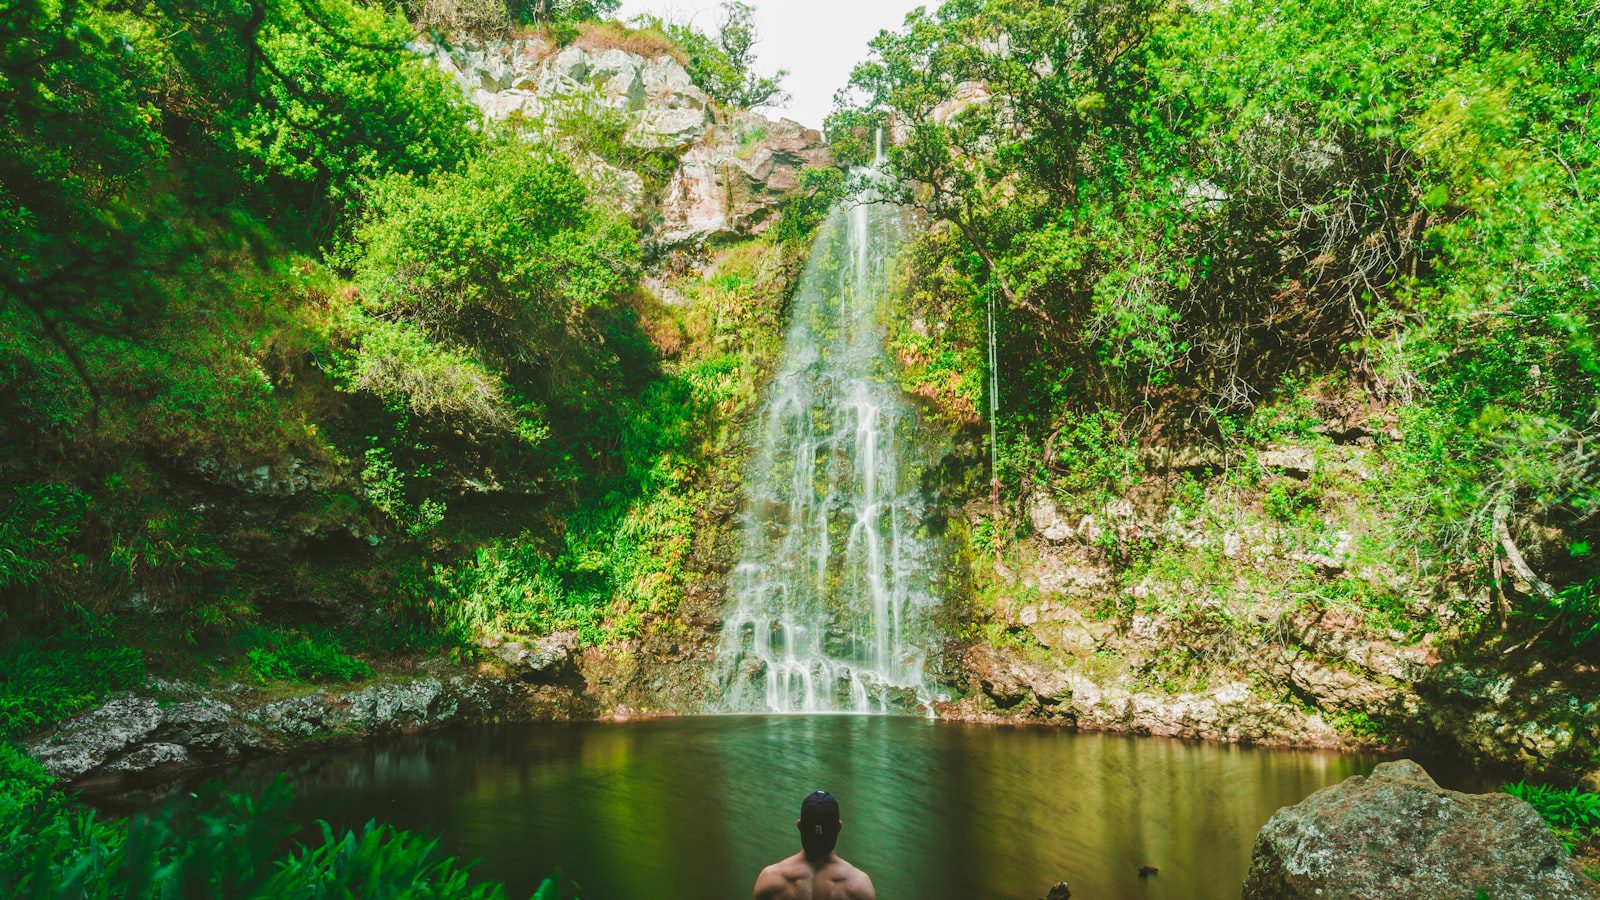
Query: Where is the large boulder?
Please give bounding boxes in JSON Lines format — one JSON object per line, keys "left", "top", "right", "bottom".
{"left": 29, "top": 697, "right": 165, "bottom": 780}
{"left": 490, "top": 632, "right": 589, "bottom": 694}
{"left": 28, "top": 695, "right": 259, "bottom": 781}
{"left": 1243, "top": 760, "right": 1599, "bottom": 899}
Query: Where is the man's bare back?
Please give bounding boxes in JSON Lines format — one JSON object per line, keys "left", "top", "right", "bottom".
{"left": 755, "top": 791, "right": 875, "bottom": 900}
{"left": 753, "top": 851, "right": 875, "bottom": 900}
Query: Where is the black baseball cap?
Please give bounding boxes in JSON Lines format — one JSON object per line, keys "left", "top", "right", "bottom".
{"left": 800, "top": 790, "right": 841, "bottom": 836}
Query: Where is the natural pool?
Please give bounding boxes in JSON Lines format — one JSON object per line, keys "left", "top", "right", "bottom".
{"left": 99, "top": 716, "right": 1402, "bottom": 899}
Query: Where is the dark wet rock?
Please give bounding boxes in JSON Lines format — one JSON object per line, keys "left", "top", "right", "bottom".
{"left": 26, "top": 669, "right": 600, "bottom": 783}
{"left": 29, "top": 697, "right": 164, "bottom": 780}
{"left": 1243, "top": 760, "right": 1599, "bottom": 899}
{"left": 156, "top": 699, "right": 253, "bottom": 759}
{"left": 28, "top": 695, "right": 265, "bottom": 781}
{"left": 498, "top": 631, "right": 583, "bottom": 687}
{"left": 103, "top": 742, "right": 190, "bottom": 774}
{"left": 1415, "top": 662, "right": 1600, "bottom": 775}
{"left": 248, "top": 679, "right": 453, "bottom": 739}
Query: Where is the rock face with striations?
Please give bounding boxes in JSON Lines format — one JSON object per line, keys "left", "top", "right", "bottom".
{"left": 417, "top": 36, "right": 830, "bottom": 247}
{"left": 1243, "top": 760, "right": 1599, "bottom": 899}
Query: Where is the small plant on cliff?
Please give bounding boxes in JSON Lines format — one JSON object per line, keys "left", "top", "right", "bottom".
{"left": 1502, "top": 782, "right": 1600, "bottom": 852}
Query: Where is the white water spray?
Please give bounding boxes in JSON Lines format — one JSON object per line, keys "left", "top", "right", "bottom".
{"left": 716, "top": 136, "right": 939, "bottom": 714}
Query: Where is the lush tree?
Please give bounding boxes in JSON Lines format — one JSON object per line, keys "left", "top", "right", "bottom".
{"left": 840, "top": 0, "right": 1598, "bottom": 635}
{"left": 334, "top": 135, "right": 642, "bottom": 504}
{"left": 645, "top": 1, "right": 789, "bottom": 109}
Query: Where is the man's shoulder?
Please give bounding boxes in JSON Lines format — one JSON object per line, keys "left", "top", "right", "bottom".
{"left": 753, "top": 859, "right": 802, "bottom": 899}
{"left": 827, "top": 858, "right": 875, "bottom": 900}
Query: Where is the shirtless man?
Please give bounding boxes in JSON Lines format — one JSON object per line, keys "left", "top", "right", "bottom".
{"left": 753, "top": 790, "right": 876, "bottom": 900}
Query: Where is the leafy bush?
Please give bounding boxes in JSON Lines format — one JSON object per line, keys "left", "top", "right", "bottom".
{"left": 235, "top": 0, "right": 479, "bottom": 224}
{"left": 0, "top": 484, "right": 87, "bottom": 594}
{"left": 0, "top": 631, "right": 146, "bottom": 738}
{"left": 1032, "top": 409, "right": 1143, "bottom": 510}
{"left": 336, "top": 136, "right": 639, "bottom": 455}
{"left": 1503, "top": 782, "right": 1600, "bottom": 851}
{"left": 0, "top": 773, "right": 575, "bottom": 898}
{"left": 240, "top": 628, "right": 372, "bottom": 685}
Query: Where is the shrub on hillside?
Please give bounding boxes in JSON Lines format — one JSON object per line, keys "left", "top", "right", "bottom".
{"left": 0, "top": 631, "right": 146, "bottom": 739}
{"left": 240, "top": 627, "right": 372, "bottom": 684}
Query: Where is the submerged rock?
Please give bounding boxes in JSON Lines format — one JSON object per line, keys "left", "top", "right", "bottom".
{"left": 1242, "top": 760, "right": 1599, "bottom": 899}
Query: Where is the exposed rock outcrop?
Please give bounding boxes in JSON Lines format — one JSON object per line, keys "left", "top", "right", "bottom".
{"left": 948, "top": 427, "right": 1600, "bottom": 775}
{"left": 1243, "top": 760, "right": 1599, "bottom": 899}
{"left": 29, "top": 696, "right": 258, "bottom": 781}
{"left": 654, "top": 113, "right": 831, "bottom": 246}
{"left": 953, "top": 643, "right": 1343, "bottom": 747}
{"left": 246, "top": 678, "right": 459, "bottom": 740}
{"left": 418, "top": 36, "right": 831, "bottom": 247}
{"left": 1416, "top": 662, "right": 1600, "bottom": 775}
{"left": 27, "top": 670, "right": 593, "bottom": 784}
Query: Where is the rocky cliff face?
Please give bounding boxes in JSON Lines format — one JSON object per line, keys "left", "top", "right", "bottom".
{"left": 939, "top": 407, "right": 1598, "bottom": 777}
{"left": 418, "top": 36, "right": 831, "bottom": 248}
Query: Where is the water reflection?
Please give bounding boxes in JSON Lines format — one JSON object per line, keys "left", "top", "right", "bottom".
{"left": 98, "top": 717, "right": 1426, "bottom": 899}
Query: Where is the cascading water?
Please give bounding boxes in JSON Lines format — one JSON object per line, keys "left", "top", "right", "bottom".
{"left": 716, "top": 138, "right": 941, "bottom": 714}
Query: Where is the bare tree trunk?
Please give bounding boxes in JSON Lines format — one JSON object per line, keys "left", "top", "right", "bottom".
{"left": 1494, "top": 497, "right": 1556, "bottom": 602}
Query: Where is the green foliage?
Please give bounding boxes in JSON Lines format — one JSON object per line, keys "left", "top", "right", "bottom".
{"left": 771, "top": 167, "right": 848, "bottom": 247}
{"left": 1038, "top": 410, "right": 1143, "bottom": 507}
{"left": 638, "top": 2, "right": 788, "bottom": 108}
{"left": 337, "top": 136, "right": 640, "bottom": 459}
{"left": 0, "top": 743, "right": 53, "bottom": 809}
{"left": 1503, "top": 782, "right": 1600, "bottom": 852}
{"left": 508, "top": 0, "right": 618, "bottom": 25}
{"left": 1264, "top": 481, "right": 1319, "bottom": 526}
{"left": 439, "top": 367, "right": 720, "bottom": 645}
{"left": 0, "top": 629, "right": 145, "bottom": 738}
{"left": 0, "top": 484, "right": 87, "bottom": 593}
{"left": 424, "top": 242, "right": 781, "bottom": 646}
{"left": 235, "top": 0, "right": 479, "bottom": 221}
{"left": 848, "top": 0, "right": 1600, "bottom": 625}
{"left": 0, "top": 774, "right": 563, "bottom": 899}
{"left": 1328, "top": 710, "right": 1389, "bottom": 742}
{"left": 240, "top": 627, "right": 372, "bottom": 685}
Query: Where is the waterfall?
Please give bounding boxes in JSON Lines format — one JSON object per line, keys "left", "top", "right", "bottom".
{"left": 716, "top": 143, "right": 940, "bottom": 714}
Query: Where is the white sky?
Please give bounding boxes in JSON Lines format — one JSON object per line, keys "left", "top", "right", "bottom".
{"left": 615, "top": 0, "right": 930, "bottom": 129}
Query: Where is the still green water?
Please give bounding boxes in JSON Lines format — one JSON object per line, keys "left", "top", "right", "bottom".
{"left": 130, "top": 716, "right": 1385, "bottom": 899}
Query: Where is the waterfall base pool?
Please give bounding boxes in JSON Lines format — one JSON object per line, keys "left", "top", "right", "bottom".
{"left": 101, "top": 717, "right": 1407, "bottom": 899}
